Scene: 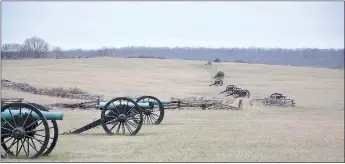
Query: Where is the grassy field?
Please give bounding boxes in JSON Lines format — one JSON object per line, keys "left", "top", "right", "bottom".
{"left": 1, "top": 57, "right": 344, "bottom": 162}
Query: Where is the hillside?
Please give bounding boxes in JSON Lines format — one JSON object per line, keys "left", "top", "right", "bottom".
{"left": 1, "top": 57, "right": 343, "bottom": 162}
{"left": 64, "top": 47, "right": 344, "bottom": 69}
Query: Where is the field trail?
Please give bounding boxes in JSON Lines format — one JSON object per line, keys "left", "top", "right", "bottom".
{"left": 1, "top": 57, "right": 344, "bottom": 162}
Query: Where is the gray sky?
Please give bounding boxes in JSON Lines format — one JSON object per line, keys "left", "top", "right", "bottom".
{"left": 2, "top": 1, "right": 344, "bottom": 49}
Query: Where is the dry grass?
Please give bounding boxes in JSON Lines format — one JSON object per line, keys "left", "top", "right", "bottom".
{"left": 1, "top": 57, "right": 344, "bottom": 162}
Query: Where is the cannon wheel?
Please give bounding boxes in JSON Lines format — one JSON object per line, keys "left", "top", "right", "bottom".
{"left": 219, "top": 80, "right": 223, "bottom": 86}
{"left": 1, "top": 102, "right": 50, "bottom": 159}
{"left": 214, "top": 79, "right": 223, "bottom": 86}
{"left": 28, "top": 103, "right": 59, "bottom": 156}
{"left": 136, "top": 95, "right": 165, "bottom": 125}
{"left": 101, "top": 97, "right": 143, "bottom": 135}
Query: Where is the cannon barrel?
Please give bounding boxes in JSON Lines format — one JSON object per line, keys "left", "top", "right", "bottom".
{"left": 1, "top": 109, "right": 64, "bottom": 120}
{"left": 98, "top": 101, "right": 150, "bottom": 109}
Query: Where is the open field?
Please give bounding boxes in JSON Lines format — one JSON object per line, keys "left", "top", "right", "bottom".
{"left": 1, "top": 57, "right": 344, "bottom": 162}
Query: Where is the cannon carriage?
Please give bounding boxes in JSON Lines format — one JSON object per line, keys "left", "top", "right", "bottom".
{"left": 250, "top": 93, "right": 296, "bottom": 107}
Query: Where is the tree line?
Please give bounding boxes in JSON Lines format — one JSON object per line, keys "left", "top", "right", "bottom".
{"left": 1, "top": 36, "right": 344, "bottom": 69}
{"left": 1, "top": 36, "right": 64, "bottom": 59}
{"left": 1, "top": 36, "right": 118, "bottom": 59}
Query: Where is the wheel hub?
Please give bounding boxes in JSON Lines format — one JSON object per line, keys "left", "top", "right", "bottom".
{"left": 12, "top": 127, "right": 25, "bottom": 139}
{"left": 144, "top": 109, "right": 152, "bottom": 115}
{"left": 118, "top": 114, "right": 127, "bottom": 122}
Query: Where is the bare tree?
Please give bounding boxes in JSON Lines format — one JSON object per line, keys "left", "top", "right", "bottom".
{"left": 51, "top": 46, "right": 64, "bottom": 58}
{"left": 52, "top": 46, "right": 63, "bottom": 53}
{"left": 1, "top": 43, "right": 22, "bottom": 59}
{"left": 21, "top": 37, "right": 49, "bottom": 58}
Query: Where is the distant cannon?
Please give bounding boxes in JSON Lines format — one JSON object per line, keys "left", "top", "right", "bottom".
{"left": 227, "top": 89, "right": 250, "bottom": 98}
{"left": 220, "top": 85, "right": 237, "bottom": 94}
{"left": 209, "top": 71, "right": 225, "bottom": 86}
{"left": 220, "top": 85, "right": 251, "bottom": 98}
{"left": 250, "top": 93, "right": 296, "bottom": 107}
{"left": 213, "top": 71, "right": 225, "bottom": 79}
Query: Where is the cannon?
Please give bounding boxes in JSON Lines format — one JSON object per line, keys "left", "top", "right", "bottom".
{"left": 61, "top": 95, "right": 167, "bottom": 135}
{"left": 1, "top": 102, "right": 63, "bottom": 159}
{"left": 209, "top": 71, "right": 225, "bottom": 86}
{"left": 55, "top": 95, "right": 167, "bottom": 126}
{"left": 61, "top": 97, "right": 144, "bottom": 136}
{"left": 250, "top": 93, "right": 296, "bottom": 107}
{"left": 220, "top": 85, "right": 250, "bottom": 98}
{"left": 213, "top": 71, "right": 225, "bottom": 79}
{"left": 1, "top": 95, "right": 167, "bottom": 159}
{"left": 220, "top": 85, "right": 237, "bottom": 94}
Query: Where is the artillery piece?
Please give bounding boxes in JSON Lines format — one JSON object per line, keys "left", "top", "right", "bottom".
{"left": 62, "top": 96, "right": 167, "bottom": 135}
{"left": 213, "top": 71, "right": 225, "bottom": 79}
{"left": 1, "top": 102, "right": 63, "bottom": 159}
{"left": 51, "top": 95, "right": 167, "bottom": 125}
{"left": 1, "top": 95, "right": 167, "bottom": 159}
{"left": 250, "top": 93, "right": 296, "bottom": 107}
{"left": 209, "top": 71, "right": 225, "bottom": 86}
{"left": 220, "top": 85, "right": 251, "bottom": 98}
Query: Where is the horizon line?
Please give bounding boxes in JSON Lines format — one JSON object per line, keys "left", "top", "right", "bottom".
{"left": 63, "top": 46, "right": 345, "bottom": 51}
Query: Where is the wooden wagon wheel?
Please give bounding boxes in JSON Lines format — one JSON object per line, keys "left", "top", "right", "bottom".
{"left": 136, "top": 96, "right": 165, "bottom": 125}
{"left": 28, "top": 103, "right": 59, "bottom": 156}
{"left": 214, "top": 79, "right": 223, "bottom": 86}
{"left": 1, "top": 103, "right": 50, "bottom": 159}
{"left": 101, "top": 97, "right": 143, "bottom": 135}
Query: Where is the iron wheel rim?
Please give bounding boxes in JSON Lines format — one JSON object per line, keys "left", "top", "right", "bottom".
{"left": 101, "top": 97, "right": 143, "bottom": 136}
{"left": 1, "top": 103, "right": 50, "bottom": 159}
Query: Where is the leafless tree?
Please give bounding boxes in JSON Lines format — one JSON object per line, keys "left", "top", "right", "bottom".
{"left": 52, "top": 46, "right": 63, "bottom": 53}
{"left": 21, "top": 37, "right": 49, "bottom": 58}
{"left": 1, "top": 43, "right": 22, "bottom": 59}
{"left": 51, "top": 46, "right": 64, "bottom": 58}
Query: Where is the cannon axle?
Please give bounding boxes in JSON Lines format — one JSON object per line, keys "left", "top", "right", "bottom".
{"left": 11, "top": 128, "right": 26, "bottom": 139}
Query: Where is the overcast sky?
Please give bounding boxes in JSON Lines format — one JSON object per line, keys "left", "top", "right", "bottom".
{"left": 2, "top": 1, "right": 344, "bottom": 50}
